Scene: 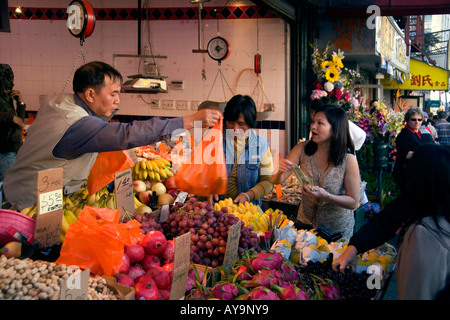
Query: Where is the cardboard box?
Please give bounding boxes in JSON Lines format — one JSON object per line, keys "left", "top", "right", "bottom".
{"left": 103, "top": 276, "right": 135, "bottom": 300}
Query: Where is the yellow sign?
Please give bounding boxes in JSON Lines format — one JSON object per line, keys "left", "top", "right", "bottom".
{"left": 381, "top": 59, "right": 449, "bottom": 90}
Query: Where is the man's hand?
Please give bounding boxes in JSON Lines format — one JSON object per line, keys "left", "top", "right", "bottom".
{"left": 183, "top": 109, "right": 222, "bottom": 130}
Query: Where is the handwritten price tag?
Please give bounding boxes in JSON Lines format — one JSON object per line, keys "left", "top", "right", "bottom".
{"left": 35, "top": 168, "right": 64, "bottom": 247}
{"left": 39, "top": 190, "right": 63, "bottom": 214}
{"left": 114, "top": 168, "right": 134, "bottom": 219}
{"left": 223, "top": 220, "right": 241, "bottom": 272}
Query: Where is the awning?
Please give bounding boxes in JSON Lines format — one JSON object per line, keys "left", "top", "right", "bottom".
{"left": 380, "top": 58, "right": 449, "bottom": 90}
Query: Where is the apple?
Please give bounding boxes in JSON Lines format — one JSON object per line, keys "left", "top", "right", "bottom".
{"left": 139, "top": 190, "right": 153, "bottom": 204}
{"left": 1, "top": 241, "right": 22, "bottom": 258}
{"left": 163, "top": 176, "right": 176, "bottom": 190}
{"left": 151, "top": 182, "right": 166, "bottom": 196}
{"left": 136, "top": 205, "right": 152, "bottom": 215}
{"left": 167, "top": 188, "right": 179, "bottom": 198}
{"left": 157, "top": 193, "right": 175, "bottom": 206}
{"left": 133, "top": 180, "right": 147, "bottom": 193}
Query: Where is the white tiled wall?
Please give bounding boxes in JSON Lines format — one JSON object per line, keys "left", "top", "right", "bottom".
{"left": 1, "top": 0, "right": 287, "bottom": 157}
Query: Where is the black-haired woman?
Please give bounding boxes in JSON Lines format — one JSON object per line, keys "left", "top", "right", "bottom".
{"left": 214, "top": 94, "right": 274, "bottom": 206}
{"left": 272, "top": 105, "right": 360, "bottom": 238}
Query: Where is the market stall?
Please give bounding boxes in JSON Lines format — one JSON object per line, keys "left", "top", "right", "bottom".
{"left": 0, "top": 142, "right": 396, "bottom": 301}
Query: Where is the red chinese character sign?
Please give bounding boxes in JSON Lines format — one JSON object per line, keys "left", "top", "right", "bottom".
{"left": 381, "top": 59, "right": 449, "bottom": 90}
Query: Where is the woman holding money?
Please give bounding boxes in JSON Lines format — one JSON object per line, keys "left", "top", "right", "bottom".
{"left": 272, "top": 104, "right": 360, "bottom": 238}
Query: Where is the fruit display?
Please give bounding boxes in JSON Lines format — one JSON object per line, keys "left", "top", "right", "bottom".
{"left": 185, "top": 251, "right": 342, "bottom": 300}
{"left": 113, "top": 229, "right": 196, "bottom": 300}
{"left": 297, "top": 257, "right": 379, "bottom": 300}
{"left": 0, "top": 255, "right": 121, "bottom": 300}
{"left": 214, "top": 199, "right": 289, "bottom": 233}
{"left": 162, "top": 197, "right": 259, "bottom": 268}
{"left": 291, "top": 229, "right": 396, "bottom": 276}
{"left": 132, "top": 158, "right": 173, "bottom": 182}
{"left": 114, "top": 231, "right": 174, "bottom": 300}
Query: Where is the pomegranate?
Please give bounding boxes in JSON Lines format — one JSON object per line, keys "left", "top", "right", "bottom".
{"left": 127, "top": 265, "right": 146, "bottom": 280}
{"left": 134, "top": 276, "right": 160, "bottom": 300}
{"left": 146, "top": 266, "right": 171, "bottom": 290}
{"left": 141, "top": 230, "right": 167, "bottom": 255}
{"left": 158, "top": 289, "right": 171, "bottom": 300}
{"left": 115, "top": 273, "right": 135, "bottom": 287}
{"left": 161, "top": 239, "right": 175, "bottom": 263}
{"left": 118, "top": 253, "right": 130, "bottom": 274}
{"left": 124, "top": 243, "right": 145, "bottom": 264}
{"left": 161, "top": 262, "right": 174, "bottom": 284}
{"left": 141, "top": 254, "right": 161, "bottom": 272}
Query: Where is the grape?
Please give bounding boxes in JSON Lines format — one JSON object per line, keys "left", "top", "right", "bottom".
{"left": 161, "top": 198, "right": 259, "bottom": 267}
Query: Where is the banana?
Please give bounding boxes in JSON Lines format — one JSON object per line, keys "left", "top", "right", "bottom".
{"left": 63, "top": 196, "right": 75, "bottom": 210}
{"left": 134, "top": 194, "right": 146, "bottom": 210}
{"left": 159, "top": 158, "right": 171, "bottom": 167}
{"left": 87, "top": 193, "right": 97, "bottom": 206}
{"left": 152, "top": 158, "right": 166, "bottom": 169}
{"left": 154, "top": 172, "right": 161, "bottom": 181}
{"left": 159, "top": 167, "right": 167, "bottom": 179}
{"left": 60, "top": 232, "right": 65, "bottom": 243}
{"left": 148, "top": 171, "right": 156, "bottom": 180}
{"left": 148, "top": 160, "right": 160, "bottom": 173}
{"left": 64, "top": 209, "right": 78, "bottom": 225}
{"left": 20, "top": 205, "right": 35, "bottom": 216}
{"left": 164, "top": 167, "right": 173, "bottom": 177}
{"left": 139, "top": 170, "right": 148, "bottom": 181}
{"left": 61, "top": 214, "right": 70, "bottom": 234}
{"left": 145, "top": 160, "right": 153, "bottom": 171}
{"left": 106, "top": 194, "right": 116, "bottom": 209}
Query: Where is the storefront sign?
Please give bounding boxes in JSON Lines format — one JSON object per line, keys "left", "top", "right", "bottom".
{"left": 381, "top": 59, "right": 449, "bottom": 90}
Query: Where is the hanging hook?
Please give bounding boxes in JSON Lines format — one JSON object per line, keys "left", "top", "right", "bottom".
{"left": 80, "top": 36, "right": 85, "bottom": 47}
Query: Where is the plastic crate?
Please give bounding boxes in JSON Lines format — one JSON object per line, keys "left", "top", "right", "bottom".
{"left": 0, "top": 209, "right": 36, "bottom": 246}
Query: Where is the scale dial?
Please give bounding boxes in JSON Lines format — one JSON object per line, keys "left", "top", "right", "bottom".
{"left": 207, "top": 36, "right": 231, "bottom": 63}
{"left": 66, "top": 0, "right": 95, "bottom": 38}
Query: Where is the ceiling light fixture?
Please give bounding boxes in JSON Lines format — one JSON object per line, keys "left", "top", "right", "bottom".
{"left": 14, "top": 6, "right": 24, "bottom": 18}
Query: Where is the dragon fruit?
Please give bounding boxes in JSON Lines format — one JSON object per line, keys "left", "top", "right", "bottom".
{"left": 270, "top": 284, "right": 309, "bottom": 300}
{"left": 319, "top": 281, "right": 342, "bottom": 300}
{"left": 279, "top": 264, "right": 300, "bottom": 282}
{"left": 250, "top": 252, "right": 283, "bottom": 271}
{"left": 236, "top": 286, "right": 280, "bottom": 300}
{"left": 232, "top": 264, "right": 252, "bottom": 282}
{"left": 240, "top": 269, "right": 282, "bottom": 288}
{"left": 211, "top": 283, "right": 240, "bottom": 300}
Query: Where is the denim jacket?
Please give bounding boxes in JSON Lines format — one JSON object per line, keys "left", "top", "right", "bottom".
{"left": 222, "top": 128, "right": 270, "bottom": 206}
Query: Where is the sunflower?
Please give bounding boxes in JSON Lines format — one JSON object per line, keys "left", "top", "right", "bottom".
{"left": 321, "top": 60, "right": 333, "bottom": 69}
{"left": 332, "top": 56, "right": 344, "bottom": 69}
{"left": 325, "top": 67, "right": 339, "bottom": 82}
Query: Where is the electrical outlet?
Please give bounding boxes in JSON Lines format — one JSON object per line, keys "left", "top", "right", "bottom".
{"left": 162, "top": 100, "right": 175, "bottom": 110}
{"left": 191, "top": 101, "right": 200, "bottom": 111}
{"left": 151, "top": 100, "right": 160, "bottom": 109}
{"left": 176, "top": 100, "right": 189, "bottom": 110}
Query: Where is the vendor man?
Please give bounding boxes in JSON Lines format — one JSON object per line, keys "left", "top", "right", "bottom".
{"left": 3, "top": 61, "right": 221, "bottom": 211}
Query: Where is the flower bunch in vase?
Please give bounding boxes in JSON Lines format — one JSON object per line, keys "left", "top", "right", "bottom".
{"left": 349, "top": 101, "right": 404, "bottom": 144}
{"left": 310, "top": 43, "right": 363, "bottom": 111}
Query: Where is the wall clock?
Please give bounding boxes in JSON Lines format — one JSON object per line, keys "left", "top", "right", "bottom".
{"left": 66, "top": 0, "right": 95, "bottom": 39}
{"left": 207, "top": 36, "right": 231, "bottom": 64}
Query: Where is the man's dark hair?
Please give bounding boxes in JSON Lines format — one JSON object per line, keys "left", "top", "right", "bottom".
{"left": 73, "top": 61, "right": 123, "bottom": 93}
{"left": 438, "top": 111, "right": 447, "bottom": 119}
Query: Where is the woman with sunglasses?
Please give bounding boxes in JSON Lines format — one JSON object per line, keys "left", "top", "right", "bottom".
{"left": 392, "top": 107, "right": 435, "bottom": 193}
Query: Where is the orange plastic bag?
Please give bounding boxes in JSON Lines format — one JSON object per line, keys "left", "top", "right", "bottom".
{"left": 87, "top": 150, "right": 135, "bottom": 195}
{"left": 174, "top": 118, "right": 227, "bottom": 196}
{"left": 56, "top": 206, "right": 142, "bottom": 277}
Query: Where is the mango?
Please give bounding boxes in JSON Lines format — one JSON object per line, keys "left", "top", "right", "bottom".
{"left": 1, "top": 241, "right": 22, "bottom": 258}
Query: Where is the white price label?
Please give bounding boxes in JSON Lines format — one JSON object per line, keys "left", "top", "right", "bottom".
{"left": 39, "top": 189, "right": 63, "bottom": 215}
